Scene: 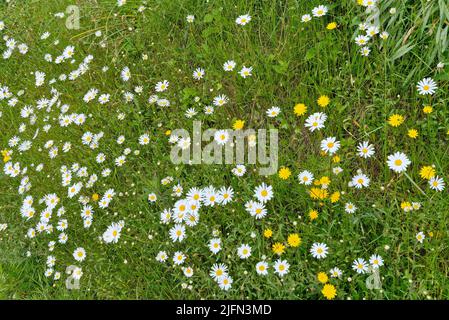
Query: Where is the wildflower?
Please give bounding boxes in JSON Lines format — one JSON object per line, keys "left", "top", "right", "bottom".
{"left": 278, "top": 167, "right": 291, "bottom": 180}
{"left": 388, "top": 114, "right": 404, "bottom": 127}
{"left": 419, "top": 166, "right": 435, "bottom": 180}
{"left": 272, "top": 242, "right": 285, "bottom": 255}
{"left": 387, "top": 152, "right": 411, "bottom": 173}
{"left": 294, "top": 103, "right": 307, "bottom": 116}
{"left": 263, "top": 229, "right": 273, "bottom": 238}
{"left": 322, "top": 284, "right": 337, "bottom": 300}
{"left": 417, "top": 78, "right": 437, "bottom": 95}
{"left": 317, "top": 95, "right": 330, "bottom": 107}
{"left": 236, "top": 14, "right": 251, "bottom": 26}
{"left": 317, "top": 272, "right": 328, "bottom": 284}
{"left": 233, "top": 119, "right": 245, "bottom": 130}
{"left": 407, "top": 129, "right": 418, "bottom": 139}
{"left": 287, "top": 234, "right": 301, "bottom": 247}
{"left": 326, "top": 22, "right": 337, "bottom": 30}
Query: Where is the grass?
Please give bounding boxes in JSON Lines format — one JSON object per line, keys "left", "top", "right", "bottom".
{"left": 0, "top": 0, "right": 449, "bottom": 299}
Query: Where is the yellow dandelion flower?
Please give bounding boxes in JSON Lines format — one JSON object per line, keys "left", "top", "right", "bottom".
{"left": 278, "top": 167, "right": 291, "bottom": 180}
{"left": 263, "top": 229, "right": 273, "bottom": 238}
{"left": 317, "top": 272, "right": 329, "bottom": 284}
{"left": 233, "top": 119, "right": 245, "bottom": 130}
{"left": 407, "top": 129, "right": 418, "bottom": 139}
{"left": 92, "top": 193, "right": 99, "bottom": 201}
{"left": 287, "top": 233, "right": 301, "bottom": 247}
{"left": 272, "top": 242, "right": 285, "bottom": 255}
{"left": 388, "top": 114, "right": 404, "bottom": 127}
{"left": 1, "top": 149, "right": 11, "bottom": 162}
{"left": 317, "top": 95, "right": 330, "bottom": 107}
{"left": 330, "top": 191, "right": 340, "bottom": 203}
{"left": 419, "top": 165, "right": 435, "bottom": 180}
{"left": 165, "top": 130, "right": 172, "bottom": 136}
{"left": 294, "top": 103, "right": 307, "bottom": 116}
{"left": 326, "top": 22, "right": 337, "bottom": 30}
{"left": 322, "top": 284, "right": 337, "bottom": 300}
{"left": 423, "top": 106, "right": 433, "bottom": 114}
{"left": 310, "top": 187, "right": 328, "bottom": 200}
{"left": 332, "top": 155, "right": 340, "bottom": 163}
{"left": 309, "top": 209, "right": 319, "bottom": 220}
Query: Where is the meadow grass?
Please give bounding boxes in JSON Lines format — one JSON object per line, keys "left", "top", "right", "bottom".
{"left": 0, "top": 0, "right": 449, "bottom": 299}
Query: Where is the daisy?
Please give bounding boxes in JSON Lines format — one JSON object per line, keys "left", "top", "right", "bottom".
{"left": 254, "top": 183, "right": 273, "bottom": 203}
{"left": 312, "top": 5, "right": 328, "bottom": 17}
{"left": 298, "top": 170, "right": 314, "bottom": 185}
{"left": 273, "top": 259, "right": 290, "bottom": 277}
{"left": 352, "top": 258, "right": 368, "bottom": 274}
{"left": 237, "top": 244, "right": 252, "bottom": 259}
{"left": 186, "top": 15, "right": 195, "bottom": 23}
{"left": 256, "top": 261, "right": 269, "bottom": 275}
{"left": 355, "top": 35, "right": 370, "bottom": 46}
{"left": 73, "top": 247, "right": 86, "bottom": 262}
{"left": 330, "top": 267, "right": 343, "bottom": 278}
{"left": 387, "top": 152, "right": 411, "bottom": 173}
{"left": 357, "top": 141, "right": 375, "bottom": 158}
{"left": 156, "top": 251, "right": 168, "bottom": 262}
{"left": 266, "top": 106, "right": 281, "bottom": 118}
{"left": 121, "top": 66, "right": 131, "bottom": 81}
{"left": 232, "top": 164, "right": 246, "bottom": 176}
{"left": 305, "top": 112, "right": 327, "bottom": 132}
{"left": 139, "top": 134, "right": 150, "bottom": 145}
{"left": 217, "top": 186, "right": 233, "bottom": 205}
{"left": 183, "top": 266, "right": 194, "bottom": 277}
{"left": 208, "top": 238, "right": 222, "bottom": 254}
{"left": 301, "top": 14, "right": 312, "bottom": 23}
{"left": 223, "top": 60, "right": 236, "bottom": 71}
{"left": 236, "top": 14, "right": 251, "bottom": 26}
{"left": 173, "top": 251, "right": 186, "bottom": 265}
{"left": 192, "top": 68, "right": 205, "bottom": 80}
{"left": 239, "top": 66, "right": 252, "bottom": 78}
{"left": 429, "top": 176, "right": 445, "bottom": 191}
{"left": 360, "top": 46, "right": 371, "bottom": 57}
{"left": 155, "top": 80, "right": 169, "bottom": 92}
{"left": 214, "top": 130, "right": 229, "bottom": 145}
{"left": 369, "top": 254, "right": 384, "bottom": 269}
{"left": 416, "top": 231, "right": 425, "bottom": 243}
{"left": 351, "top": 173, "right": 370, "bottom": 188}
{"left": 416, "top": 77, "right": 437, "bottom": 95}
{"left": 345, "top": 202, "right": 357, "bottom": 213}
{"left": 310, "top": 243, "right": 328, "bottom": 259}
{"left": 210, "top": 263, "right": 228, "bottom": 280}
{"left": 218, "top": 275, "right": 233, "bottom": 291}
{"left": 169, "top": 224, "right": 186, "bottom": 242}
{"left": 213, "top": 94, "right": 229, "bottom": 107}
{"left": 321, "top": 137, "right": 340, "bottom": 155}
{"left": 102, "top": 223, "right": 122, "bottom": 243}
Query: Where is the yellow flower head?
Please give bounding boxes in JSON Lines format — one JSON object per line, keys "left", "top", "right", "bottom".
{"left": 326, "top": 22, "right": 337, "bottom": 30}
{"left": 310, "top": 187, "right": 328, "bottom": 200}
{"left": 388, "top": 114, "right": 404, "bottom": 127}
{"left": 294, "top": 103, "right": 307, "bottom": 116}
{"left": 92, "top": 193, "right": 99, "bottom": 201}
{"left": 319, "top": 176, "right": 331, "bottom": 186}
{"left": 233, "top": 119, "right": 245, "bottom": 130}
{"left": 263, "top": 229, "right": 273, "bottom": 238}
{"left": 330, "top": 191, "right": 340, "bottom": 203}
{"left": 287, "top": 233, "right": 301, "bottom": 247}
{"left": 1, "top": 149, "right": 11, "bottom": 162}
{"left": 278, "top": 167, "right": 291, "bottom": 180}
{"left": 317, "top": 95, "right": 330, "bottom": 107}
{"left": 317, "top": 272, "right": 329, "bottom": 284}
{"left": 272, "top": 242, "right": 286, "bottom": 255}
{"left": 309, "top": 209, "right": 319, "bottom": 220}
{"left": 332, "top": 155, "right": 340, "bottom": 163}
{"left": 407, "top": 129, "right": 418, "bottom": 139}
{"left": 322, "top": 284, "right": 337, "bottom": 300}
{"left": 419, "top": 165, "right": 435, "bottom": 180}
{"left": 423, "top": 106, "right": 433, "bottom": 114}
{"left": 165, "top": 130, "right": 172, "bottom": 136}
